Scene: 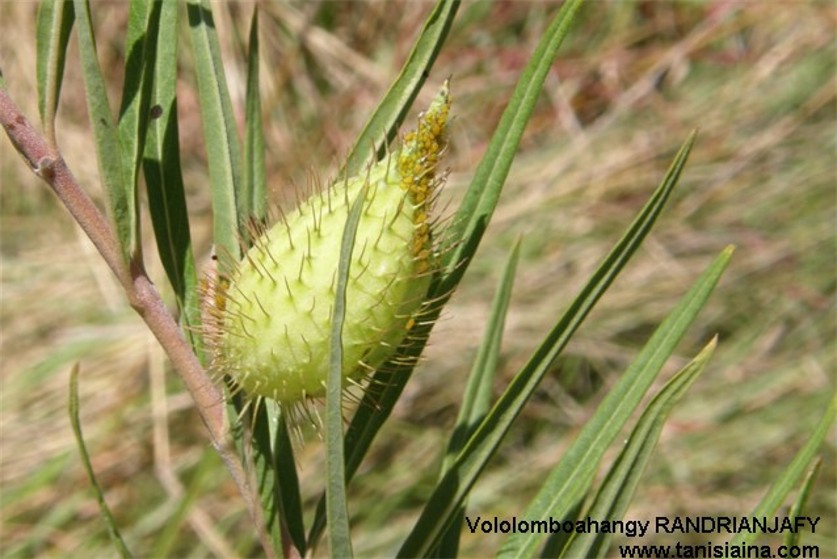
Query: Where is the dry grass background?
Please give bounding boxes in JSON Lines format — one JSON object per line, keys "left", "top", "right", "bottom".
{"left": 1, "top": 1, "right": 834, "bottom": 557}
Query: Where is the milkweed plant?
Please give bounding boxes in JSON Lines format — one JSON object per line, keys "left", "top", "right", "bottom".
{"left": 0, "top": 1, "right": 832, "bottom": 557}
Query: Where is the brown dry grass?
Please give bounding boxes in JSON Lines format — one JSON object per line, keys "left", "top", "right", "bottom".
{"left": 1, "top": 2, "right": 834, "bottom": 557}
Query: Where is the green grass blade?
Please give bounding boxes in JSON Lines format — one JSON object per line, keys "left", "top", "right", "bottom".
{"left": 313, "top": 1, "right": 585, "bottom": 542}
{"left": 500, "top": 249, "right": 732, "bottom": 559}
{"left": 36, "top": 0, "right": 74, "bottom": 146}
{"left": 143, "top": 0, "right": 202, "bottom": 351}
{"left": 324, "top": 186, "right": 368, "bottom": 559}
{"left": 438, "top": 0, "right": 584, "bottom": 292}
{"left": 273, "top": 409, "right": 306, "bottom": 556}
{"left": 186, "top": 0, "right": 243, "bottom": 269}
{"left": 402, "top": 248, "right": 733, "bottom": 558}
{"left": 307, "top": 286, "right": 451, "bottom": 547}
{"left": 244, "top": 6, "right": 266, "bottom": 224}
{"left": 69, "top": 364, "right": 133, "bottom": 558}
{"left": 225, "top": 393, "right": 278, "bottom": 558}
{"left": 248, "top": 403, "right": 281, "bottom": 554}
{"left": 73, "top": 0, "right": 136, "bottom": 262}
{"left": 731, "top": 394, "right": 836, "bottom": 547}
{"left": 443, "top": 239, "right": 522, "bottom": 472}
{"left": 340, "top": 0, "right": 460, "bottom": 179}
{"left": 304, "top": 1, "right": 458, "bottom": 545}
{"left": 783, "top": 458, "right": 821, "bottom": 550}
{"left": 395, "top": 135, "right": 712, "bottom": 557}
{"left": 435, "top": 239, "right": 522, "bottom": 557}
{"left": 117, "top": 0, "right": 154, "bottom": 227}
{"left": 246, "top": 400, "right": 300, "bottom": 556}
{"left": 319, "top": 4, "right": 585, "bottom": 519}
{"left": 234, "top": 398, "right": 305, "bottom": 557}
{"left": 310, "top": 3, "right": 584, "bottom": 546}
{"left": 307, "top": 368, "right": 408, "bottom": 547}
{"left": 556, "top": 339, "right": 718, "bottom": 559}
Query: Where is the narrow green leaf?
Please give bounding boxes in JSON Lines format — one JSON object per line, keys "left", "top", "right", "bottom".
{"left": 557, "top": 339, "right": 718, "bottom": 559}
{"left": 304, "top": 0, "right": 459, "bottom": 545}
{"left": 309, "top": 0, "right": 581, "bottom": 541}
{"left": 186, "top": 0, "right": 244, "bottom": 269}
{"left": 248, "top": 403, "right": 281, "bottom": 554}
{"left": 341, "top": 0, "right": 460, "bottom": 179}
{"left": 308, "top": 361, "right": 412, "bottom": 548}
{"left": 404, "top": 248, "right": 732, "bottom": 558}
{"left": 337, "top": 0, "right": 584, "bottom": 506}
{"left": 435, "top": 239, "right": 522, "bottom": 557}
{"left": 244, "top": 6, "right": 266, "bottom": 224}
{"left": 73, "top": 0, "right": 136, "bottom": 262}
{"left": 308, "top": 282, "right": 453, "bottom": 548}
{"left": 273, "top": 409, "right": 306, "bottom": 556}
{"left": 69, "top": 364, "right": 133, "bottom": 558}
{"left": 225, "top": 392, "right": 278, "bottom": 558}
{"left": 444, "top": 239, "right": 522, "bottom": 472}
{"left": 731, "top": 395, "right": 836, "bottom": 547}
{"left": 310, "top": 2, "right": 583, "bottom": 547}
{"left": 395, "top": 135, "right": 714, "bottom": 557}
{"left": 784, "top": 458, "right": 821, "bottom": 550}
{"left": 247, "top": 401, "right": 300, "bottom": 556}
{"left": 143, "top": 0, "right": 202, "bottom": 352}
{"left": 439, "top": 0, "right": 585, "bottom": 292}
{"left": 500, "top": 250, "right": 731, "bottom": 558}
{"left": 232, "top": 398, "right": 305, "bottom": 557}
{"left": 117, "top": 0, "right": 155, "bottom": 227}
{"left": 36, "top": 0, "right": 75, "bottom": 146}
{"left": 325, "top": 186, "right": 368, "bottom": 559}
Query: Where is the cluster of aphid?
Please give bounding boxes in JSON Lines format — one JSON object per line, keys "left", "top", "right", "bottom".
{"left": 202, "top": 83, "right": 451, "bottom": 419}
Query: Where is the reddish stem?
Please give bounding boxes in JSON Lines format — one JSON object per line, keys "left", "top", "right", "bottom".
{"left": 0, "top": 86, "right": 276, "bottom": 559}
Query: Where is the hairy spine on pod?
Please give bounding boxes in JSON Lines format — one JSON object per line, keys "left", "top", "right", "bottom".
{"left": 207, "top": 82, "right": 451, "bottom": 407}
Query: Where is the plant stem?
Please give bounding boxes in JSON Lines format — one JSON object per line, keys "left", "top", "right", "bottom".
{"left": 0, "top": 86, "right": 276, "bottom": 559}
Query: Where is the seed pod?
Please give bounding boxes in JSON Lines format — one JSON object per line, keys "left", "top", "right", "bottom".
{"left": 207, "top": 83, "right": 451, "bottom": 407}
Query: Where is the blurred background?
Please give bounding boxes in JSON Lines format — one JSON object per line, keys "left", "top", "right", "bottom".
{"left": 1, "top": 1, "right": 834, "bottom": 557}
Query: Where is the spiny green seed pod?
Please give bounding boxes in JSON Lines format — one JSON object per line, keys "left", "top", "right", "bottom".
{"left": 207, "top": 83, "right": 451, "bottom": 407}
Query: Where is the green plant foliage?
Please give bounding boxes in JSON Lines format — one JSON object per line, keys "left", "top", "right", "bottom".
{"left": 72, "top": 0, "right": 137, "bottom": 262}
{"left": 552, "top": 338, "right": 717, "bottom": 558}
{"left": 436, "top": 239, "right": 521, "bottom": 557}
{"left": 4, "top": 1, "right": 832, "bottom": 558}
{"left": 324, "top": 182, "right": 367, "bottom": 559}
{"left": 142, "top": 0, "right": 201, "bottom": 347}
{"left": 340, "top": 0, "right": 460, "bottom": 179}
{"left": 186, "top": 0, "right": 244, "bottom": 268}
{"left": 35, "top": 0, "right": 74, "bottom": 144}
{"left": 69, "top": 365, "right": 132, "bottom": 558}
{"left": 731, "top": 396, "right": 835, "bottom": 548}
{"left": 243, "top": 7, "right": 266, "bottom": 224}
